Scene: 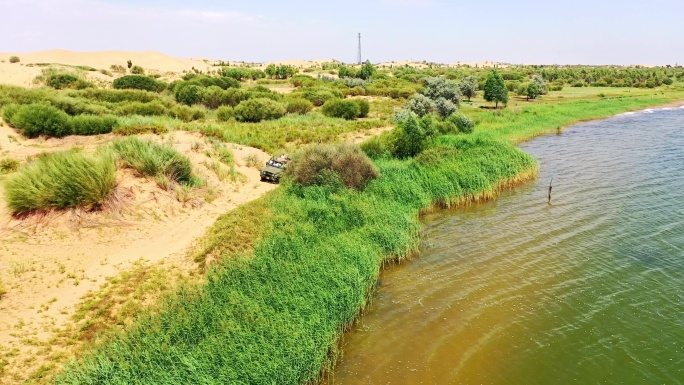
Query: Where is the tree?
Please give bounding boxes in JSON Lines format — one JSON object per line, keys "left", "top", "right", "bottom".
{"left": 531, "top": 75, "right": 547, "bottom": 95}
{"left": 459, "top": 75, "right": 478, "bottom": 101}
{"left": 423, "top": 77, "right": 461, "bottom": 104}
{"left": 392, "top": 112, "right": 426, "bottom": 158}
{"left": 357, "top": 60, "right": 376, "bottom": 80}
{"left": 525, "top": 81, "right": 541, "bottom": 101}
{"left": 483, "top": 69, "right": 508, "bottom": 108}
{"left": 265, "top": 64, "right": 277, "bottom": 79}
{"left": 127, "top": 60, "right": 133, "bottom": 70}
{"left": 406, "top": 94, "right": 436, "bottom": 117}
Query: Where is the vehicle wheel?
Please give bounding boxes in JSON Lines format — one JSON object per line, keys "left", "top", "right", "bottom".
{"left": 260, "top": 176, "right": 265, "bottom": 182}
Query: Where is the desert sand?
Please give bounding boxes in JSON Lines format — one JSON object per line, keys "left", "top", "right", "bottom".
{"left": 0, "top": 120, "right": 278, "bottom": 382}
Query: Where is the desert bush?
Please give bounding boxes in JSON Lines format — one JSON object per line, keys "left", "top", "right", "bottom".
{"left": 71, "top": 114, "right": 117, "bottom": 135}
{"left": 406, "top": 94, "right": 436, "bottom": 117}
{"left": 112, "top": 116, "right": 172, "bottom": 135}
{"left": 110, "top": 64, "right": 126, "bottom": 74}
{"left": 7, "top": 103, "right": 72, "bottom": 137}
{"left": 234, "top": 98, "right": 286, "bottom": 122}
{"left": 216, "top": 106, "right": 234, "bottom": 122}
{"left": 9, "top": 56, "right": 20, "bottom": 64}
{"left": 423, "top": 77, "right": 461, "bottom": 104}
{"left": 115, "top": 101, "right": 167, "bottom": 116}
{"left": 285, "top": 97, "right": 313, "bottom": 114}
{"left": 45, "top": 73, "right": 93, "bottom": 90}
{"left": 200, "top": 86, "right": 229, "bottom": 109}
{"left": 459, "top": 75, "right": 478, "bottom": 101}
{"left": 448, "top": 113, "right": 474, "bottom": 134}
{"left": 112, "top": 137, "right": 194, "bottom": 184}
{"left": 286, "top": 143, "right": 379, "bottom": 190}
{"left": 4, "top": 151, "right": 116, "bottom": 214}
{"left": 0, "top": 158, "right": 20, "bottom": 174}
{"left": 321, "top": 98, "right": 361, "bottom": 120}
{"left": 1, "top": 104, "right": 21, "bottom": 123}
{"left": 298, "top": 88, "right": 343, "bottom": 106}
{"left": 389, "top": 111, "right": 429, "bottom": 158}
{"left": 113, "top": 75, "right": 166, "bottom": 92}
{"left": 433, "top": 97, "right": 457, "bottom": 118}
{"left": 47, "top": 96, "right": 109, "bottom": 116}
{"left": 72, "top": 89, "right": 161, "bottom": 103}
{"left": 352, "top": 98, "right": 370, "bottom": 118}
{"left": 220, "top": 67, "right": 265, "bottom": 81}
{"left": 130, "top": 65, "right": 145, "bottom": 75}
{"left": 175, "top": 84, "right": 203, "bottom": 106}
{"left": 169, "top": 105, "right": 205, "bottom": 122}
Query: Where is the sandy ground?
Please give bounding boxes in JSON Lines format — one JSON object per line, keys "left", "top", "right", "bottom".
{"left": 0, "top": 123, "right": 277, "bottom": 382}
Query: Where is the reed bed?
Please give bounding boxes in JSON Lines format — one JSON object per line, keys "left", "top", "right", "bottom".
{"left": 56, "top": 136, "right": 537, "bottom": 384}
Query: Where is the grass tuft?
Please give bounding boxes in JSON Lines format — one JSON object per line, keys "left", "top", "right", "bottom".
{"left": 4, "top": 151, "right": 116, "bottom": 215}
{"left": 111, "top": 137, "right": 195, "bottom": 185}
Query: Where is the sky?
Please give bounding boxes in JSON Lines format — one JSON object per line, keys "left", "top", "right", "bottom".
{"left": 1, "top": 0, "right": 683, "bottom": 65}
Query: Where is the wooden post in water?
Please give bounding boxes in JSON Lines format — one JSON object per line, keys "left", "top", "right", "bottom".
{"left": 548, "top": 178, "right": 553, "bottom": 204}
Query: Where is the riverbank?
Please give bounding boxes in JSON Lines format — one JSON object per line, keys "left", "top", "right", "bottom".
{"left": 55, "top": 92, "right": 684, "bottom": 384}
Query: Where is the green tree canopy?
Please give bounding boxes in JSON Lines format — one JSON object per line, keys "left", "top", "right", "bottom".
{"left": 483, "top": 69, "right": 509, "bottom": 108}
{"left": 459, "top": 75, "right": 478, "bottom": 102}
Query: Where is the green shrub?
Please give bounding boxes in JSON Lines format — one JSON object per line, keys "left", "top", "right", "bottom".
{"left": 130, "top": 65, "right": 145, "bottom": 75}
{"left": 353, "top": 98, "right": 370, "bottom": 118}
{"left": 406, "top": 94, "right": 435, "bottom": 117}
{"left": 71, "top": 115, "right": 117, "bottom": 135}
{"left": 321, "top": 98, "right": 361, "bottom": 120}
{"left": 448, "top": 113, "right": 474, "bottom": 134}
{"left": 216, "top": 106, "right": 234, "bottom": 122}
{"left": 1, "top": 104, "right": 21, "bottom": 123}
{"left": 48, "top": 96, "right": 110, "bottom": 116}
{"left": 9, "top": 56, "right": 20, "bottom": 64}
{"left": 8, "top": 104, "right": 72, "bottom": 137}
{"left": 113, "top": 75, "right": 166, "bottom": 92}
{"left": 112, "top": 116, "right": 172, "bottom": 135}
{"left": 433, "top": 97, "right": 456, "bottom": 118}
{"left": 175, "top": 84, "right": 204, "bottom": 106}
{"left": 112, "top": 137, "right": 193, "bottom": 184}
{"left": 389, "top": 112, "right": 427, "bottom": 158}
{"left": 285, "top": 97, "right": 313, "bottom": 114}
{"left": 663, "top": 78, "right": 674, "bottom": 85}
{"left": 299, "top": 88, "right": 342, "bottom": 106}
{"left": 0, "top": 158, "right": 20, "bottom": 174}
{"left": 45, "top": 73, "right": 93, "bottom": 90}
{"left": 234, "top": 98, "right": 286, "bottom": 122}
{"left": 115, "top": 101, "right": 167, "bottom": 116}
{"left": 286, "top": 143, "right": 379, "bottom": 190}
{"left": 169, "top": 105, "right": 205, "bottom": 122}
{"left": 71, "top": 89, "right": 161, "bottom": 103}
{"left": 4, "top": 151, "right": 116, "bottom": 214}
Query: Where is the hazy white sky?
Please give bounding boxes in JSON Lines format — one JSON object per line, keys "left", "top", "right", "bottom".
{"left": 1, "top": 0, "right": 682, "bottom": 65}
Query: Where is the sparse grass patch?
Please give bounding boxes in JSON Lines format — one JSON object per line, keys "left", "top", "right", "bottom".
{"left": 0, "top": 158, "right": 20, "bottom": 174}
{"left": 4, "top": 151, "right": 116, "bottom": 215}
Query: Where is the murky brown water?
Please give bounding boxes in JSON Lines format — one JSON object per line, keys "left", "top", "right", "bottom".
{"left": 325, "top": 107, "right": 684, "bottom": 385}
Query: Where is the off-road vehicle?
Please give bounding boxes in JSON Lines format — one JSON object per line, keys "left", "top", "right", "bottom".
{"left": 260, "top": 154, "right": 290, "bottom": 183}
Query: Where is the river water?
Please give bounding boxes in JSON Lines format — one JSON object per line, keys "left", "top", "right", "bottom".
{"left": 326, "top": 107, "right": 684, "bottom": 385}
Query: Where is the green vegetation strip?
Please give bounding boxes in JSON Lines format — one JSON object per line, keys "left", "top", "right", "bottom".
{"left": 467, "top": 95, "right": 684, "bottom": 144}
{"left": 56, "top": 136, "right": 536, "bottom": 384}
{"left": 56, "top": 95, "right": 682, "bottom": 384}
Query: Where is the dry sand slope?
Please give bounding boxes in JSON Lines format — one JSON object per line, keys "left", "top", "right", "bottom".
{"left": 0, "top": 123, "right": 278, "bottom": 383}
